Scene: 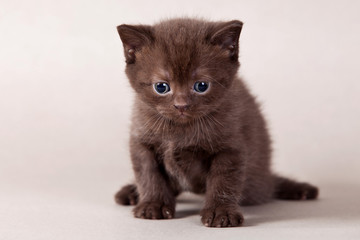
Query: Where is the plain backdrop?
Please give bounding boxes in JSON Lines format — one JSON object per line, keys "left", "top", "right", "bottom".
{"left": 1, "top": 0, "right": 360, "bottom": 239}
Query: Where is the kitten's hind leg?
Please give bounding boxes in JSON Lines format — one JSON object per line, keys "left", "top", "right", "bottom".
{"left": 114, "top": 184, "right": 139, "bottom": 205}
{"left": 273, "top": 176, "right": 319, "bottom": 200}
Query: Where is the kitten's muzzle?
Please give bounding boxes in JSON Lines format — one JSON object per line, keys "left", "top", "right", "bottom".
{"left": 174, "top": 104, "right": 189, "bottom": 113}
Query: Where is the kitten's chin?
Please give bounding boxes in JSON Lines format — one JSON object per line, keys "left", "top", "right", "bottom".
{"left": 163, "top": 112, "right": 193, "bottom": 125}
{"left": 175, "top": 114, "right": 192, "bottom": 124}
{"left": 157, "top": 110, "right": 193, "bottom": 125}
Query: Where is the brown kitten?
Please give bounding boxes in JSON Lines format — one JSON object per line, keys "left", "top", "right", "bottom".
{"left": 114, "top": 18, "right": 318, "bottom": 227}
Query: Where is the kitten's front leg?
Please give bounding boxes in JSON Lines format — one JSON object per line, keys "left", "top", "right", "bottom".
{"left": 201, "top": 150, "right": 245, "bottom": 227}
{"left": 130, "top": 138, "right": 176, "bottom": 219}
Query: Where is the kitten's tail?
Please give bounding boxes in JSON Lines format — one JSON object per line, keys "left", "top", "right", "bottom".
{"left": 272, "top": 175, "right": 319, "bottom": 200}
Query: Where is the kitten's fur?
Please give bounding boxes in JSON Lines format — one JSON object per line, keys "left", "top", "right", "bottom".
{"left": 114, "top": 18, "right": 318, "bottom": 227}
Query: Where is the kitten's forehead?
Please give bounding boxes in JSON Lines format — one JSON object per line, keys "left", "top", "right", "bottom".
{"left": 152, "top": 66, "right": 205, "bottom": 84}
{"left": 153, "top": 20, "right": 211, "bottom": 83}
{"left": 154, "top": 19, "right": 210, "bottom": 42}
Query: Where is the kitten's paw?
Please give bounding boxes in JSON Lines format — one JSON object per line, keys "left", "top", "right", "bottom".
{"left": 114, "top": 184, "right": 139, "bottom": 205}
{"left": 275, "top": 182, "right": 319, "bottom": 200}
{"left": 133, "top": 201, "right": 175, "bottom": 219}
{"left": 200, "top": 206, "right": 244, "bottom": 227}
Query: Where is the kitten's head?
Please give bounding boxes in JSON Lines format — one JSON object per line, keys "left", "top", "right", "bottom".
{"left": 117, "top": 18, "right": 243, "bottom": 124}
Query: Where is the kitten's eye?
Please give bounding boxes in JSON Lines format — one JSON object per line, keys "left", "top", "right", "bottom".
{"left": 194, "top": 81, "right": 209, "bottom": 93}
{"left": 154, "top": 82, "right": 170, "bottom": 94}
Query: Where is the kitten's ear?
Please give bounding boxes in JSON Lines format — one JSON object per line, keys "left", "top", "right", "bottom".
{"left": 116, "top": 24, "right": 154, "bottom": 64}
{"left": 210, "top": 20, "right": 243, "bottom": 61}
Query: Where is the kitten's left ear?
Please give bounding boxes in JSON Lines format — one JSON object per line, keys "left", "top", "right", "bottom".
{"left": 116, "top": 24, "right": 154, "bottom": 64}
{"left": 210, "top": 20, "right": 243, "bottom": 61}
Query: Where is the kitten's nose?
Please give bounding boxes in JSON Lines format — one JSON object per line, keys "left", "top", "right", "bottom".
{"left": 174, "top": 104, "right": 189, "bottom": 112}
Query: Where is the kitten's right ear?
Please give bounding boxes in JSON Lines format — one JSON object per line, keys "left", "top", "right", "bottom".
{"left": 116, "top": 24, "right": 154, "bottom": 64}
{"left": 209, "top": 20, "right": 243, "bottom": 61}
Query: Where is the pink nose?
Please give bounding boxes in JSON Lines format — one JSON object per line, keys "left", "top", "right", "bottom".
{"left": 174, "top": 104, "right": 189, "bottom": 112}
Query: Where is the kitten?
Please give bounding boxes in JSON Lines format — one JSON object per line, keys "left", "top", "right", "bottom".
{"left": 114, "top": 18, "right": 318, "bottom": 227}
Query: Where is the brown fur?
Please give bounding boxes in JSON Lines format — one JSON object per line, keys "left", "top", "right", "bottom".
{"left": 114, "top": 18, "right": 318, "bottom": 227}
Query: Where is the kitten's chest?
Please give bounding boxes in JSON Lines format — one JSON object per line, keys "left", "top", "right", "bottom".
{"left": 133, "top": 110, "right": 230, "bottom": 151}
{"left": 135, "top": 118, "right": 228, "bottom": 192}
{"left": 152, "top": 122, "right": 226, "bottom": 152}
{"left": 161, "top": 141, "right": 211, "bottom": 193}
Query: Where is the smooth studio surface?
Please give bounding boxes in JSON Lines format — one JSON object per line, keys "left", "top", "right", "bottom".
{"left": 1, "top": 0, "right": 360, "bottom": 239}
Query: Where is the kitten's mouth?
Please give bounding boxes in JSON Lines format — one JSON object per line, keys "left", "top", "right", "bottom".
{"left": 158, "top": 109, "right": 193, "bottom": 124}
{"left": 175, "top": 112, "right": 191, "bottom": 123}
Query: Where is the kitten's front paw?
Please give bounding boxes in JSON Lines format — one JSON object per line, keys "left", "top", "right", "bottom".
{"left": 114, "top": 184, "right": 138, "bottom": 206}
{"left": 200, "top": 206, "right": 244, "bottom": 227}
{"left": 133, "top": 201, "right": 175, "bottom": 219}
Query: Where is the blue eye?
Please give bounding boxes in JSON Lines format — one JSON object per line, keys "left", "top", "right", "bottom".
{"left": 194, "top": 81, "right": 209, "bottom": 93}
{"left": 154, "top": 82, "right": 170, "bottom": 94}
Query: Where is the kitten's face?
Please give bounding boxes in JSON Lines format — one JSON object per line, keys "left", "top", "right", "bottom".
{"left": 117, "top": 19, "right": 243, "bottom": 124}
